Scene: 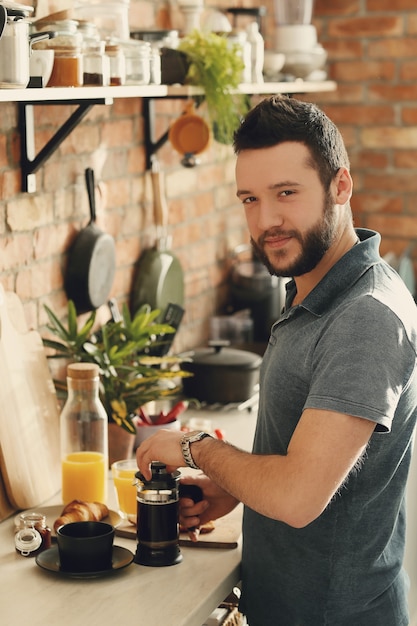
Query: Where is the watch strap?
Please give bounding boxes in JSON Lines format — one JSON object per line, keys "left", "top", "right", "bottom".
{"left": 180, "top": 431, "right": 212, "bottom": 470}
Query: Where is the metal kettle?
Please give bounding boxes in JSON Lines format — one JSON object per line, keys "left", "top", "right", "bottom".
{"left": 134, "top": 462, "right": 182, "bottom": 567}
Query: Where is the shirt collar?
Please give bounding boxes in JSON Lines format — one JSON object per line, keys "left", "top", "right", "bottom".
{"left": 284, "top": 228, "right": 382, "bottom": 317}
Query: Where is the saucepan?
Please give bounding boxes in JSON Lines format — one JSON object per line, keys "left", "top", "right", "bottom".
{"left": 0, "top": 1, "right": 55, "bottom": 88}
{"left": 169, "top": 101, "right": 211, "bottom": 167}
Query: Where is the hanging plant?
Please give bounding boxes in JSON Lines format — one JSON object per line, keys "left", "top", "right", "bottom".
{"left": 178, "top": 30, "right": 250, "bottom": 145}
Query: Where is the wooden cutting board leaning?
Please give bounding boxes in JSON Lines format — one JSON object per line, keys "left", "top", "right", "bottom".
{"left": 0, "top": 284, "right": 61, "bottom": 511}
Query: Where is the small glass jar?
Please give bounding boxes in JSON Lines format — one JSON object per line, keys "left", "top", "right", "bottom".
{"left": 123, "top": 41, "right": 151, "bottom": 85}
{"left": 83, "top": 40, "right": 109, "bottom": 86}
{"left": 105, "top": 42, "right": 126, "bottom": 86}
{"left": 15, "top": 512, "right": 52, "bottom": 558}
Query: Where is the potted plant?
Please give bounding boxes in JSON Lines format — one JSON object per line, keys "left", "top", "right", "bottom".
{"left": 178, "top": 29, "right": 250, "bottom": 145}
{"left": 42, "top": 300, "right": 191, "bottom": 456}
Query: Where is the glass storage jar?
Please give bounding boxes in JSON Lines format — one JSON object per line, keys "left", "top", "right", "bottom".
{"left": 122, "top": 40, "right": 151, "bottom": 85}
{"left": 105, "top": 42, "right": 126, "bottom": 85}
{"left": 46, "top": 30, "right": 83, "bottom": 87}
{"left": 83, "top": 40, "right": 109, "bottom": 85}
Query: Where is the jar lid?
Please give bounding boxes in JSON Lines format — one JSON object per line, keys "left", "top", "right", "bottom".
{"left": 15, "top": 528, "right": 42, "bottom": 554}
{"left": 83, "top": 40, "right": 105, "bottom": 53}
{"left": 34, "top": 18, "right": 79, "bottom": 34}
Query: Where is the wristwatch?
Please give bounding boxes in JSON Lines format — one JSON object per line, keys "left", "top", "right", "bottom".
{"left": 180, "top": 431, "right": 212, "bottom": 470}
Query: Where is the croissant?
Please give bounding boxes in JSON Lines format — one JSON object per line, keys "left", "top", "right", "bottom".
{"left": 54, "top": 500, "right": 109, "bottom": 532}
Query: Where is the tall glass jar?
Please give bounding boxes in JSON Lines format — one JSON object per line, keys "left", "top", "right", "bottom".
{"left": 83, "top": 40, "right": 109, "bottom": 86}
{"left": 60, "top": 363, "right": 108, "bottom": 504}
{"left": 105, "top": 42, "right": 126, "bottom": 85}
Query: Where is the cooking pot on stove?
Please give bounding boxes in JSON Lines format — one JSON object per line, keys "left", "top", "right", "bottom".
{"left": 0, "top": 1, "right": 55, "bottom": 88}
{"left": 181, "top": 341, "right": 262, "bottom": 404}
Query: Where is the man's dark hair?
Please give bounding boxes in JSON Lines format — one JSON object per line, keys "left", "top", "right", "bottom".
{"left": 233, "top": 95, "right": 350, "bottom": 190}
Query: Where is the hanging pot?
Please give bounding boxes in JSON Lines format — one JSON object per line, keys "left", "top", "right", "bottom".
{"left": 0, "top": 2, "right": 55, "bottom": 88}
{"left": 181, "top": 342, "right": 262, "bottom": 404}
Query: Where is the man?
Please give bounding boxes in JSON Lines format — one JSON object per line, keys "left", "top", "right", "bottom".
{"left": 137, "top": 96, "right": 417, "bottom": 625}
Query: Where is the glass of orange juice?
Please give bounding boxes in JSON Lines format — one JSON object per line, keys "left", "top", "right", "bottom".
{"left": 111, "top": 459, "right": 138, "bottom": 523}
{"left": 62, "top": 451, "right": 107, "bottom": 504}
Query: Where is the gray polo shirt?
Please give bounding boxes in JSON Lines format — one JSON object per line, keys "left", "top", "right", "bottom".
{"left": 240, "top": 229, "right": 417, "bottom": 626}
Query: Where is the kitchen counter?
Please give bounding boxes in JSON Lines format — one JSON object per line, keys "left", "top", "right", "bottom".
{"left": 0, "top": 407, "right": 257, "bottom": 626}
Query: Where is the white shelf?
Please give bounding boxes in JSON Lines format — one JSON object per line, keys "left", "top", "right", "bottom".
{"left": 0, "top": 80, "right": 337, "bottom": 103}
{"left": 168, "top": 80, "right": 337, "bottom": 97}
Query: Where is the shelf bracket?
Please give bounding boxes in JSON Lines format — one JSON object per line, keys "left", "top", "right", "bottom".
{"left": 18, "top": 98, "right": 113, "bottom": 193}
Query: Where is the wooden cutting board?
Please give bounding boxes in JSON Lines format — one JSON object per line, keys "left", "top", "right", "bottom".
{"left": 0, "top": 284, "right": 61, "bottom": 509}
{"left": 0, "top": 457, "right": 14, "bottom": 522}
{"left": 115, "top": 503, "right": 243, "bottom": 549}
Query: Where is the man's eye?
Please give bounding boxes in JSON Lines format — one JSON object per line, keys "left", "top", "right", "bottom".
{"left": 242, "top": 196, "right": 256, "bottom": 204}
{"left": 279, "top": 190, "right": 294, "bottom": 197}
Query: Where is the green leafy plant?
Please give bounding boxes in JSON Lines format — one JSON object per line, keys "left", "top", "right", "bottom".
{"left": 43, "top": 300, "right": 192, "bottom": 434}
{"left": 178, "top": 29, "right": 250, "bottom": 145}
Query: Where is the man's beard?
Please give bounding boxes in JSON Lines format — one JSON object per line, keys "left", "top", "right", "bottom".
{"left": 251, "top": 190, "right": 338, "bottom": 278}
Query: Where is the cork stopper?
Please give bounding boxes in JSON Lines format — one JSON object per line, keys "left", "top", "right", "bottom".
{"left": 67, "top": 363, "right": 99, "bottom": 379}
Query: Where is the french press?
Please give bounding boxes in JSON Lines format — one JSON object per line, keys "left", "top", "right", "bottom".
{"left": 134, "top": 461, "right": 182, "bottom": 567}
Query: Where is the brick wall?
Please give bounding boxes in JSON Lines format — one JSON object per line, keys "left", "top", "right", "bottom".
{"left": 0, "top": 0, "right": 416, "bottom": 351}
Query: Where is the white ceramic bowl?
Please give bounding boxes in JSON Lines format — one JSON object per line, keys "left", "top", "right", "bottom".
{"left": 281, "top": 46, "right": 327, "bottom": 79}
{"left": 263, "top": 51, "right": 286, "bottom": 81}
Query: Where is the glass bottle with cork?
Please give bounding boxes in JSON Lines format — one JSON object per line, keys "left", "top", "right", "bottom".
{"left": 60, "top": 363, "right": 108, "bottom": 504}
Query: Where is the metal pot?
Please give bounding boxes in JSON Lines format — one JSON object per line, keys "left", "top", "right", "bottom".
{"left": 181, "top": 342, "right": 262, "bottom": 404}
{"left": 230, "top": 243, "right": 289, "bottom": 342}
{"left": 0, "top": 1, "right": 54, "bottom": 88}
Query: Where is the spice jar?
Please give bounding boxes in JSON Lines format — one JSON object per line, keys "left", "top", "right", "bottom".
{"left": 15, "top": 512, "right": 51, "bottom": 558}
{"left": 83, "top": 40, "right": 109, "bottom": 86}
{"left": 105, "top": 42, "right": 126, "bottom": 86}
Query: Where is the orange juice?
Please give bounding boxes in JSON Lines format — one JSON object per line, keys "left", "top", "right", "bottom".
{"left": 111, "top": 460, "right": 138, "bottom": 520}
{"left": 62, "top": 451, "right": 107, "bottom": 504}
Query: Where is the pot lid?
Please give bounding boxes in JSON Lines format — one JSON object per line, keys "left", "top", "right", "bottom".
{"left": 189, "top": 342, "right": 262, "bottom": 370}
{"left": 1, "top": 0, "right": 33, "bottom": 16}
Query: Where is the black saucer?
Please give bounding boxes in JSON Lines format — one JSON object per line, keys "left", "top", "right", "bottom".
{"left": 35, "top": 545, "right": 134, "bottom": 579}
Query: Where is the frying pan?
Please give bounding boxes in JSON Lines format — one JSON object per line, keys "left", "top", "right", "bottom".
{"left": 130, "top": 157, "right": 184, "bottom": 319}
{"left": 65, "top": 168, "right": 116, "bottom": 314}
{"left": 169, "top": 101, "right": 211, "bottom": 167}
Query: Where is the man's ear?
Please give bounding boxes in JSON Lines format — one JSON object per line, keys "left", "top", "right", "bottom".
{"left": 334, "top": 167, "right": 353, "bottom": 205}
